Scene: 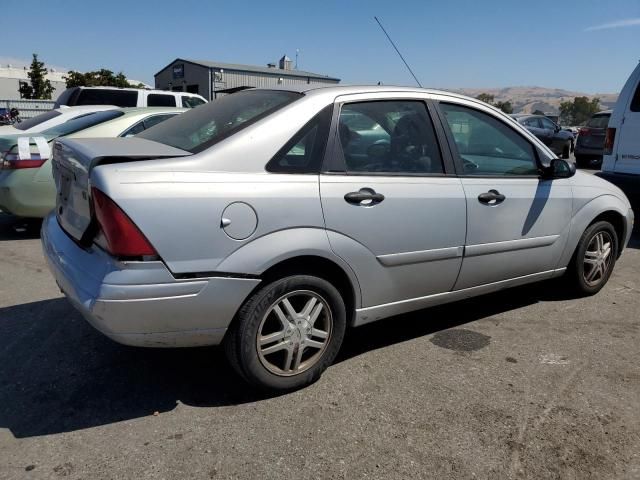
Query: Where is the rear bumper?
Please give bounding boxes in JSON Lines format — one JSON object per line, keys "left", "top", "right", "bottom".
{"left": 574, "top": 145, "right": 603, "bottom": 157}
{"left": 0, "top": 170, "right": 55, "bottom": 218}
{"left": 41, "top": 213, "right": 261, "bottom": 347}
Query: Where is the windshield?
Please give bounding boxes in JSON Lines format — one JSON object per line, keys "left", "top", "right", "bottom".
{"left": 138, "top": 89, "right": 302, "bottom": 153}
{"left": 586, "top": 114, "right": 610, "bottom": 129}
{"left": 41, "top": 110, "right": 124, "bottom": 137}
{"left": 15, "top": 110, "right": 62, "bottom": 131}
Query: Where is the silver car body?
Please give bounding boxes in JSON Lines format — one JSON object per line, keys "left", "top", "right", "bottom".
{"left": 42, "top": 86, "right": 634, "bottom": 347}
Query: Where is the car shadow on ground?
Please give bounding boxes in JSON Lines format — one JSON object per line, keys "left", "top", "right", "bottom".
{"left": 0, "top": 214, "right": 41, "bottom": 241}
{"left": 0, "top": 276, "right": 587, "bottom": 439}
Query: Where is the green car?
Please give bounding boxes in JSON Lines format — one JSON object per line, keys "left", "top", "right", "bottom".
{"left": 0, "top": 107, "right": 186, "bottom": 218}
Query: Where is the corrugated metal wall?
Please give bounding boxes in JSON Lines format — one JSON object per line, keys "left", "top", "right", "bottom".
{"left": 0, "top": 99, "right": 55, "bottom": 119}
{"left": 216, "top": 70, "right": 337, "bottom": 91}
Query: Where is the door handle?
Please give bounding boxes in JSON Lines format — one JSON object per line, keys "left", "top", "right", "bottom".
{"left": 344, "top": 188, "right": 385, "bottom": 206}
{"left": 478, "top": 189, "right": 506, "bottom": 205}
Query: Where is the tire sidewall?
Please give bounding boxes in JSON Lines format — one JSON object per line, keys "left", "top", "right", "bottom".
{"left": 573, "top": 221, "right": 618, "bottom": 295}
{"left": 232, "top": 275, "right": 346, "bottom": 391}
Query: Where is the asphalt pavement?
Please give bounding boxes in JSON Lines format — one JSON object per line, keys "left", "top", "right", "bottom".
{"left": 0, "top": 173, "right": 639, "bottom": 479}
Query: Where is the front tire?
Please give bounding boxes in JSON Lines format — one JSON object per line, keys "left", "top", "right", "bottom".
{"left": 224, "top": 275, "right": 346, "bottom": 391}
{"left": 566, "top": 221, "right": 618, "bottom": 295}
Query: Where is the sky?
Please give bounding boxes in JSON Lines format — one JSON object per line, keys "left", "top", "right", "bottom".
{"left": 2, "top": 0, "right": 640, "bottom": 93}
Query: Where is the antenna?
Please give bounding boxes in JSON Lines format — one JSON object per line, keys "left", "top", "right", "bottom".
{"left": 374, "top": 16, "right": 422, "bottom": 88}
{"left": 295, "top": 49, "right": 299, "bottom": 69}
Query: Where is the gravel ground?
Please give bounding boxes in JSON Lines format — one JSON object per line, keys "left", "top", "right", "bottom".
{"left": 0, "top": 196, "right": 639, "bottom": 479}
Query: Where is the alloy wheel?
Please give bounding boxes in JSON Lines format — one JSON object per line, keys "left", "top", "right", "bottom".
{"left": 583, "top": 231, "right": 613, "bottom": 287}
{"left": 256, "top": 290, "right": 333, "bottom": 376}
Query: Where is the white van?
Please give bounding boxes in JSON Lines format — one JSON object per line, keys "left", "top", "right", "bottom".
{"left": 599, "top": 62, "right": 640, "bottom": 204}
{"left": 54, "top": 87, "right": 207, "bottom": 109}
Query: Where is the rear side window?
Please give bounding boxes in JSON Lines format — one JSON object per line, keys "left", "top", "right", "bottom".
{"left": 181, "top": 96, "right": 206, "bottom": 108}
{"left": 586, "top": 114, "right": 611, "bottom": 128}
{"left": 75, "top": 89, "right": 138, "bottom": 107}
{"left": 120, "top": 114, "right": 177, "bottom": 137}
{"left": 267, "top": 106, "right": 332, "bottom": 173}
{"left": 147, "top": 94, "right": 177, "bottom": 107}
{"left": 337, "top": 100, "right": 444, "bottom": 175}
{"left": 137, "top": 89, "right": 301, "bottom": 153}
{"left": 14, "top": 110, "right": 61, "bottom": 131}
{"left": 440, "top": 103, "right": 538, "bottom": 176}
{"left": 630, "top": 82, "right": 640, "bottom": 112}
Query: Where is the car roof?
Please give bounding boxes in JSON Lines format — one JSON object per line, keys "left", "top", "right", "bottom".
{"left": 111, "top": 107, "right": 189, "bottom": 116}
{"left": 72, "top": 86, "right": 202, "bottom": 96}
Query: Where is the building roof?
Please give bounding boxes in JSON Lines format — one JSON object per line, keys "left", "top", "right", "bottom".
{"left": 155, "top": 58, "right": 340, "bottom": 81}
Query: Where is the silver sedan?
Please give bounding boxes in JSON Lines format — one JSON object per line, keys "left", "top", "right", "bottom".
{"left": 42, "top": 86, "right": 634, "bottom": 390}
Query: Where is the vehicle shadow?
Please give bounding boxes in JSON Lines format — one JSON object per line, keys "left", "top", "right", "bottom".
{"left": 0, "top": 279, "right": 576, "bottom": 439}
{"left": 0, "top": 213, "right": 41, "bottom": 241}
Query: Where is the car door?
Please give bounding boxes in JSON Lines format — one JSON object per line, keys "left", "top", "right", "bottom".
{"left": 319, "top": 96, "right": 467, "bottom": 308}
{"left": 540, "top": 116, "right": 563, "bottom": 154}
{"left": 435, "top": 100, "right": 572, "bottom": 289}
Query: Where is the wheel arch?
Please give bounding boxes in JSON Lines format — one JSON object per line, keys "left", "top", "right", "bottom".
{"left": 558, "top": 195, "right": 630, "bottom": 268}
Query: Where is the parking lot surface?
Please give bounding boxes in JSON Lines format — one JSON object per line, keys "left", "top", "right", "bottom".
{"left": 1, "top": 198, "right": 639, "bottom": 479}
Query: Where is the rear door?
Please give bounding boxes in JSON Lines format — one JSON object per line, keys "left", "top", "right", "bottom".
{"left": 615, "top": 79, "right": 640, "bottom": 173}
{"left": 320, "top": 95, "right": 467, "bottom": 307}
{"left": 434, "top": 100, "right": 572, "bottom": 289}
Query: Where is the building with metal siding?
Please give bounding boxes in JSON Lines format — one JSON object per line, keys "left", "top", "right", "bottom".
{"left": 154, "top": 57, "right": 340, "bottom": 100}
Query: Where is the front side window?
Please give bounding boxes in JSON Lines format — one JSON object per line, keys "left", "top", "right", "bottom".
{"left": 631, "top": 81, "right": 640, "bottom": 112}
{"left": 337, "top": 101, "right": 444, "bottom": 175}
{"left": 137, "top": 89, "right": 301, "bottom": 153}
{"left": 147, "top": 94, "right": 177, "bottom": 107}
{"left": 540, "top": 117, "right": 557, "bottom": 130}
{"left": 440, "top": 103, "right": 539, "bottom": 176}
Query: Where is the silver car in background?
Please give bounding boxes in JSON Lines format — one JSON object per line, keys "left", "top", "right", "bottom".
{"left": 42, "top": 86, "right": 634, "bottom": 390}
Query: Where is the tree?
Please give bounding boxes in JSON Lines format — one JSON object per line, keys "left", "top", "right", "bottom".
{"left": 18, "top": 54, "right": 55, "bottom": 99}
{"left": 559, "top": 96, "right": 600, "bottom": 125}
{"left": 494, "top": 101, "right": 513, "bottom": 114}
{"left": 476, "top": 93, "right": 495, "bottom": 104}
{"left": 64, "top": 69, "right": 145, "bottom": 89}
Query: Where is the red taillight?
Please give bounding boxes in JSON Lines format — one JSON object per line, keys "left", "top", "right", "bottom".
{"left": 0, "top": 152, "right": 47, "bottom": 170}
{"left": 579, "top": 127, "right": 591, "bottom": 137}
{"left": 604, "top": 127, "right": 616, "bottom": 155}
{"left": 91, "top": 187, "right": 157, "bottom": 258}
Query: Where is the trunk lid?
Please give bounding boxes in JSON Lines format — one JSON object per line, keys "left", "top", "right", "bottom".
{"left": 52, "top": 137, "right": 191, "bottom": 241}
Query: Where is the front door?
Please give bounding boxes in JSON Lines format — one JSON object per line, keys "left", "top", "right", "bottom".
{"left": 436, "top": 101, "right": 573, "bottom": 289}
{"left": 615, "top": 83, "right": 640, "bottom": 174}
{"left": 320, "top": 98, "right": 467, "bottom": 308}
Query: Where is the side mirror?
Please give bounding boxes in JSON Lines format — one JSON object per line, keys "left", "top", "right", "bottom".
{"left": 543, "top": 158, "right": 575, "bottom": 179}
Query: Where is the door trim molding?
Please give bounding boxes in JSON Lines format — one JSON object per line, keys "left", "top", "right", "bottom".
{"left": 465, "top": 235, "right": 559, "bottom": 257}
{"left": 376, "top": 246, "right": 463, "bottom": 266}
{"left": 353, "top": 268, "right": 565, "bottom": 326}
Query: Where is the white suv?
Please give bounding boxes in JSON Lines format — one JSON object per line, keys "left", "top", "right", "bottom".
{"left": 54, "top": 87, "right": 207, "bottom": 109}
{"left": 599, "top": 62, "right": 640, "bottom": 204}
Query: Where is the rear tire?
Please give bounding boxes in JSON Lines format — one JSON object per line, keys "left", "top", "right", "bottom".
{"left": 224, "top": 275, "right": 346, "bottom": 391}
{"left": 562, "top": 143, "right": 571, "bottom": 159}
{"left": 566, "top": 221, "right": 618, "bottom": 295}
{"left": 574, "top": 155, "right": 587, "bottom": 167}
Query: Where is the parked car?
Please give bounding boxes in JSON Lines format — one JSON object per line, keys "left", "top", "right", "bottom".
{"left": 574, "top": 111, "right": 612, "bottom": 167}
{"left": 511, "top": 114, "right": 574, "bottom": 158}
{"left": 563, "top": 126, "right": 579, "bottom": 139}
{"left": 0, "top": 105, "right": 118, "bottom": 136}
{"left": 598, "top": 62, "right": 640, "bottom": 205}
{"left": 54, "top": 87, "right": 207, "bottom": 109}
{"left": 0, "top": 107, "right": 186, "bottom": 218}
{"left": 42, "top": 86, "right": 633, "bottom": 391}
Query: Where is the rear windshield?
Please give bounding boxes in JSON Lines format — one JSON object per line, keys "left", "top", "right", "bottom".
{"left": 15, "top": 110, "right": 62, "bottom": 131}
{"left": 138, "top": 89, "right": 302, "bottom": 153}
{"left": 75, "top": 89, "right": 138, "bottom": 107}
{"left": 41, "top": 110, "right": 124, "bottom": 137}
{"left": 586, "top": 114, "right": 611, "bottom": 128}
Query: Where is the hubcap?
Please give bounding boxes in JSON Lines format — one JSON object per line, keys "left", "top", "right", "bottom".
{"left": 583, "top": 231, "right": 613, "bottom": 287}
{"left": 256, "top": 290, "right": 332, "bottom": 376}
